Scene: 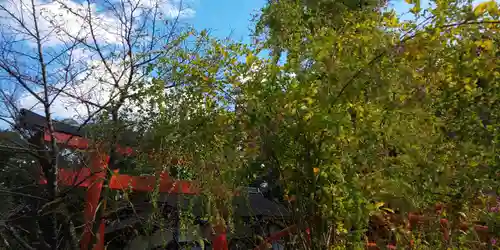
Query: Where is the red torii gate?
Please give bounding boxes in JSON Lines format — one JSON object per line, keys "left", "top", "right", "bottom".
{"left": 21, "top": 109, "right": 495, "bottom": 249}
{"left": 39, "top": 130, "right": 228, "bottom": 250}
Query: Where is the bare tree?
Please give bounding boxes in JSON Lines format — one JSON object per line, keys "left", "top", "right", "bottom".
{"left": 0, "top": 0, "right": 194, "bottom": 248}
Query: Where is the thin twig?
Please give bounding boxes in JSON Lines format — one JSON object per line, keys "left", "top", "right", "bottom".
{"left": 0, "top": 189, "right": 48, "bottom": 201}
{"left": 3, "top": 224, "right": 35, "bottom": 250}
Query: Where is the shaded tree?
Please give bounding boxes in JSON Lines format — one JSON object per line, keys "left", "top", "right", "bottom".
{"left": 0, "top": 0, "right": 195, "bottom": 248}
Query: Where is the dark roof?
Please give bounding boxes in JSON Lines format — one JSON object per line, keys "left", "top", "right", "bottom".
{"left": 18, "top": 109, "right": 87, "bottom": 137}
{"left": 17, "top": 109, "right": 139, "bottom": 146}
{"left": 233, "top": 194, "right": 290, "bottom": 218}
{"left": 159, "top": 193, "right": 291, "bottom": 218}
{"left": 105, "top": 216, "right": 144, "bottom": 233}
{"left": 103, "top": 192, "right": 290, "bottom": 234}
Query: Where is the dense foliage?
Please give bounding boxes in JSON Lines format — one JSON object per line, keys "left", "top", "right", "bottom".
{"left": 0, "top": 0, "right": 499, "bottom": 249}
{"left": 138, "top": 0, "right": 500, "bottom": 248}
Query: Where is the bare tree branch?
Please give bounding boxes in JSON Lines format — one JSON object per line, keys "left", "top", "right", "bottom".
{"left": 3, "top": 224, "right": 35, "bottom": 250}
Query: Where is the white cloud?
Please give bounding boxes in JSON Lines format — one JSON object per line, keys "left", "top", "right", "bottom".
{"left": 0, "top": 0, "right": 196, "bottom": 47}
{"left": 17, "top": 46, "right": 160, "bottom": 122}
{"left": 1, "top": 0, "right": 196, "bottom": 122}
{"left": 18, "top": 50, "right": 134, "bottom": 120}
{"left": 40, "top": 0, "right": 122, "bottom": 46}
{"left": 0, "top": 0, "right": 118, "bottom": 47}
{"left": 139, "top": 0, "right": 196, "bottom": 19}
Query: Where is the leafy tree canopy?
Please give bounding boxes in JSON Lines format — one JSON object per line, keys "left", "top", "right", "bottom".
{"left": 141, "top": 0, "right": 500, "bottom": 248}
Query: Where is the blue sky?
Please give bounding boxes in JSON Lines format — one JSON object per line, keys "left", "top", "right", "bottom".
{"left": 188, "top": 0, "right": 266, "bottom": 43}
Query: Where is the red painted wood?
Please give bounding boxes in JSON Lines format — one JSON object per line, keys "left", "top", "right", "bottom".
{"left": 212, "top": 233, "right": 228, "bottom": 250}
{"left": 44, "top": 131, "right": 133, "bottom": 155}
{"left": 254, "top": 225, "right": 298, "bottom": 250}
{"left": 366, "top": 242, "right": 397, "bottom": 250}
{"left": 42, "top": 169, "right": 199, "bottom": 194}
{"left": 212, "top": 223, "right": 228, "bottom": 250}
{"left": 39, "top": 131, "right": 211, "bottom": 249}
{"left": 44, "top": 131, "right": 89, "bottom": 149}
{"left": 80, "top": 154, "right": 107, "bottom": 250}
{"left": 40, "top": 131, "right": 198, "bottom": 194}
{"left": 55, "top": 168, "right": 93, "bottom": 187}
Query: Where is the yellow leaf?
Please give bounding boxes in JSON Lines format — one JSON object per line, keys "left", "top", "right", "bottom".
{"left": 475, "top": 39, "right": 494, "bottom": 50}
{"left": 464, "top": 84, "right": 472, "bottom": 92}
{"left": 384, "top": 13, "right": 399, "bottom": 27}
{"left": 474, "top": 1, "right": 489, "bottom": 16}
{"left": 487, "top": 0, "right": 499, "bottom": 15}
{"left": 410, "top": 4, "right": 421, "bottom": 13}
{"left": 304, "top": 112, "right": 313, "bottom": 121}
{"left": 483, "top": 40, "right": 494, "bottom": 51}
{"left": 382, "top": 208, "right": 395, "bottom": 214}
{"left": 246, "top": 53, "right": 255, "bottom": 65}
{"left": 375, "top": 201, "right": 385, "bottom": 209}
{"left": 304, "top": 97, "right": 314, "bottom": 105}
{"left": 405, "top": 0, "right": 413, "bottom": 4}
{"left": 313, "top": 167, "right": 320, "bottom": 175}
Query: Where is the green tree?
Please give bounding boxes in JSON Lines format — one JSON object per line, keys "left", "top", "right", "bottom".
{"left": 144, "top": 0, "right": 500, "bottom": 249}
{"left": 254, "top": 0, "right": 387, "bottom": 64}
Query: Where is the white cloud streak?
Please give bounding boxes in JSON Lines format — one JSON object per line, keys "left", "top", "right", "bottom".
{"left": 0, "top": 0, "right": 196, "bottom": 122}
{"left": 0, "top": 0, "right": 195, "bottom": 47}
{"left": 18, "top": 48, "right": 139, "bottom": 120}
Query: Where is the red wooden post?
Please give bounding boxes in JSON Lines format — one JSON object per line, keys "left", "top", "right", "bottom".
{"left": 80, "top": 153, "right": 108, "bottom": 250}
{"left": 212, "top": 223, "right": 228, "bottom": 250}
{"left": 212, "top": 233, "right": 228, "bottom": 250}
